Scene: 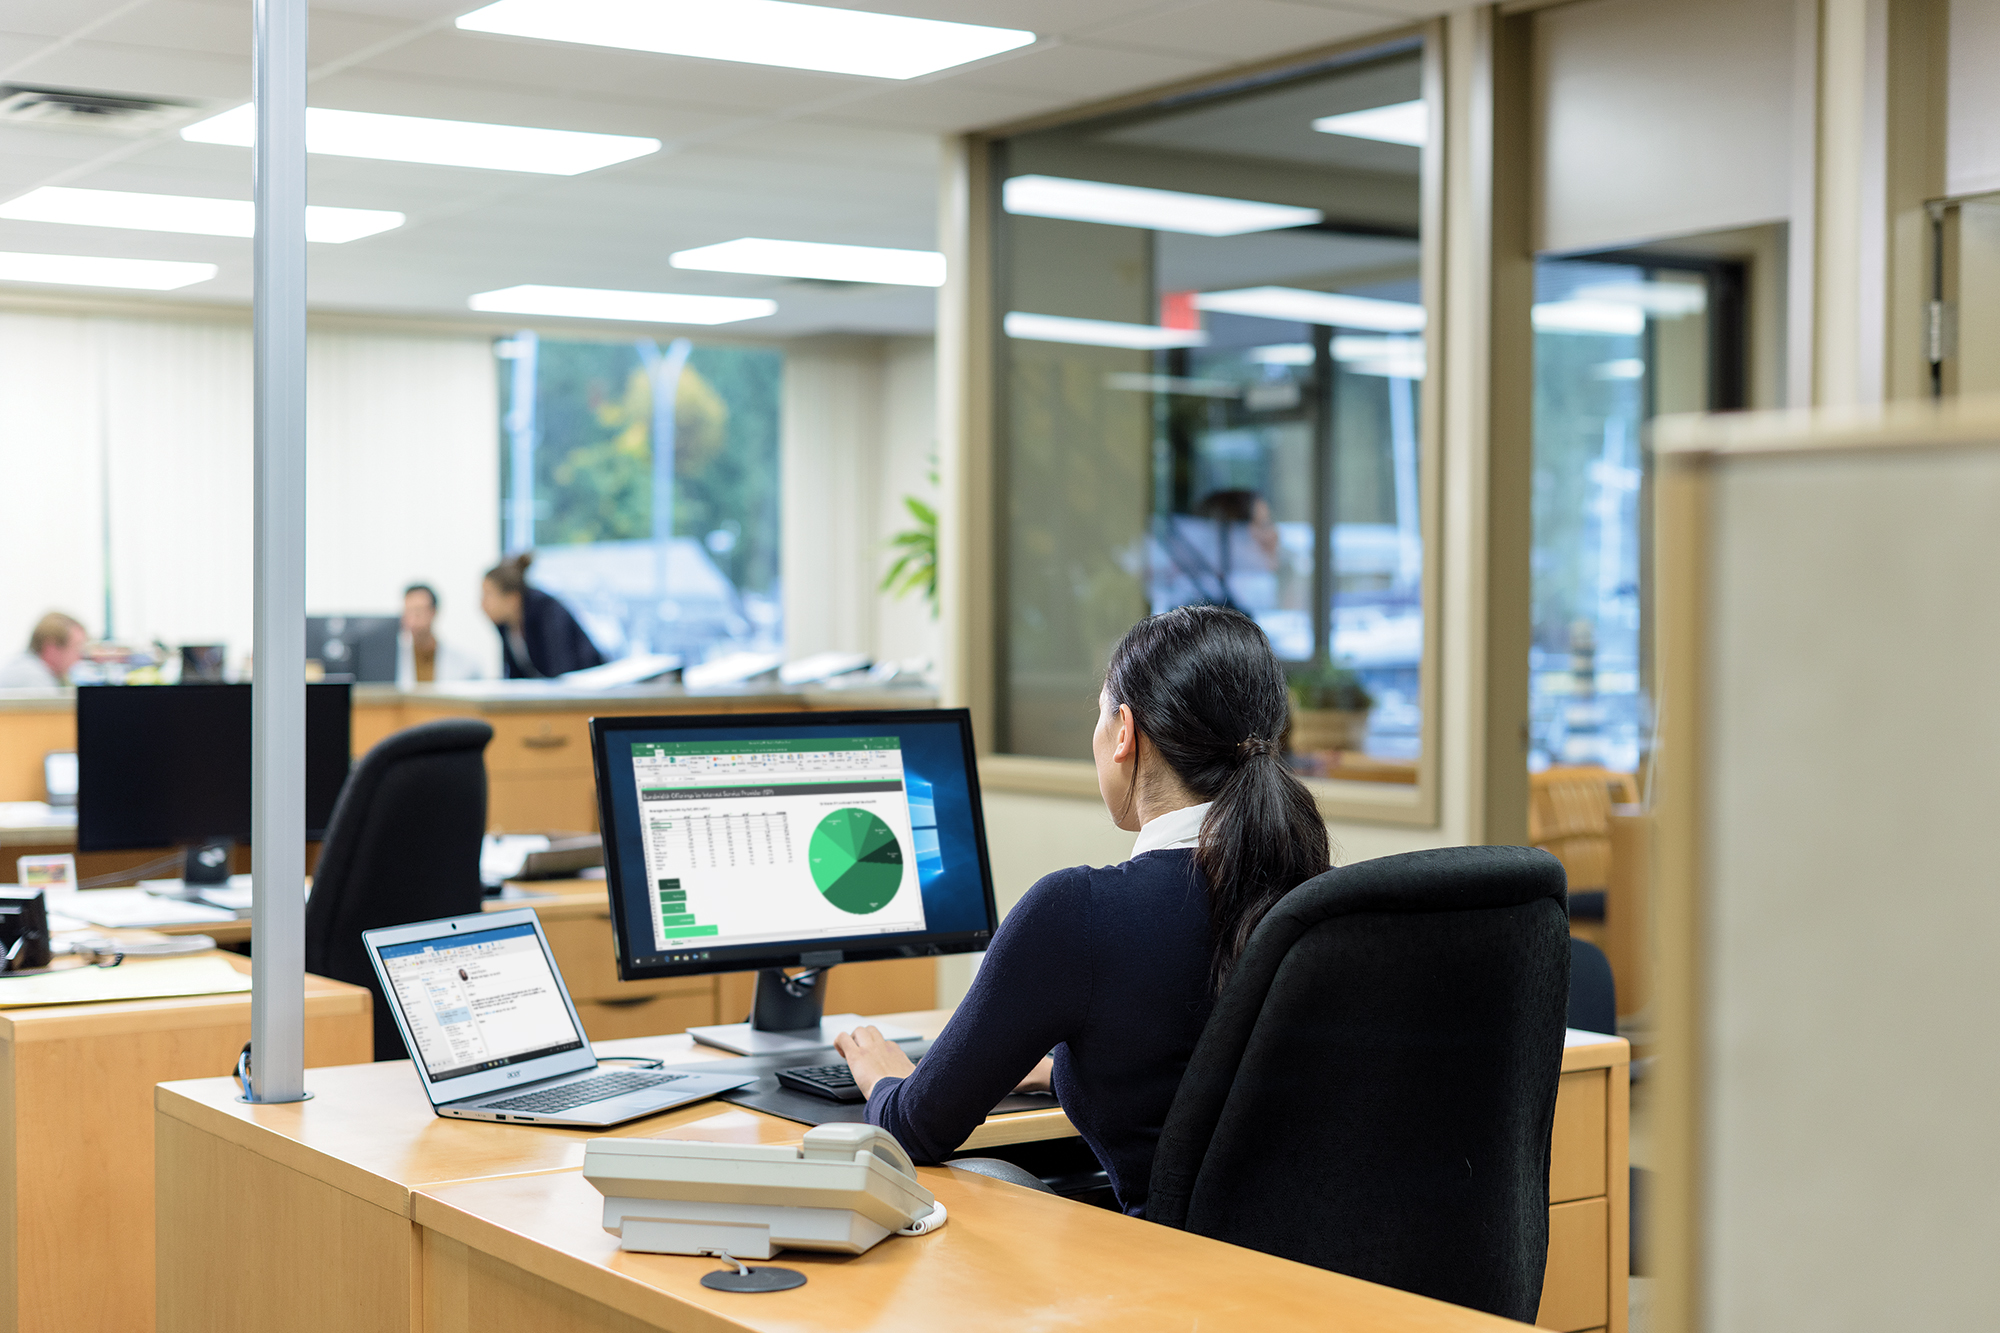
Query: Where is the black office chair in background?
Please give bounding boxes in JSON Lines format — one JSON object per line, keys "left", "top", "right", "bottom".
{"left": 305, "top": 719, "right": 494, "bottom": 1060}
{"left": 1567, "top": 935, "right": 1617, "bottom": 1036}
{"left": 1146, "top": 845, "right": 1571, "bottom": 1322}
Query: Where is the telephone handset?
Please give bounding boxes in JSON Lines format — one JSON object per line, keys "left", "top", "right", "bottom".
{"left": 584, "top": 1122, "right": 945, "bottom": 1260}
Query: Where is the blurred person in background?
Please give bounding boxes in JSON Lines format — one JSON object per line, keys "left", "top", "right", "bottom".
{"left": 397, "top": 583, "right": 483, "bottom": 685}
{"left": 480, "top": 553, "right": 604, "bottom": 679}
{"left": 0, "top": 612, "right": 87, "bottom": 687}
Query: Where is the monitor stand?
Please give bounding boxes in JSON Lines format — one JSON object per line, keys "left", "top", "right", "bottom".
{"left": 686, "top": 967, "right": 919, "bottom": 1057}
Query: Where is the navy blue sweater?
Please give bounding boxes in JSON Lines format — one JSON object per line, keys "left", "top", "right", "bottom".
{"left": 866, "top": 848, "right": 1214, "bottom": 1214}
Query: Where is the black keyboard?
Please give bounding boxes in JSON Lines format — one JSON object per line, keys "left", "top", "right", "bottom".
{"left": 481, "top": 1070, "right": 687, "bottom": 1114}
{"left": 776, "top": 1063, "right": 866, "bottom": 1103}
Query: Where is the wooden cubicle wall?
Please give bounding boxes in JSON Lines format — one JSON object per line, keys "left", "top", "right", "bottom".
{"left": 1650, "top": 405, "right": 2000, "bottom": 1331}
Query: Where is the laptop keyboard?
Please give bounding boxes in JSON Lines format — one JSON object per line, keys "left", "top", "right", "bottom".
{"left": 482, "top": 1070, "right": 687, "bottom": 1114}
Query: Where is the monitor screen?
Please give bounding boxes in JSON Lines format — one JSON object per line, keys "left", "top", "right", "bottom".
{"left": 591, "top": 709, "right": 999, "bottom": 981}
{"left": 75, "top": 683, "right": 353, "bottom": 851}
{"left": 375, "top": 919, "right": 586, "bottom": 1082}
{"left": 305, "top": 615, "right": 400, "bottom": 683}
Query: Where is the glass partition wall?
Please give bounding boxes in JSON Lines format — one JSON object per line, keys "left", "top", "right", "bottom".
{"left": 991, "top": 40, "right": 1433, "bottom": 793}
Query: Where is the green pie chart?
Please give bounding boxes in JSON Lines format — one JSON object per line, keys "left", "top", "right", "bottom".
{"left": 808, "top": 808, "right": 905, "bottom": 914}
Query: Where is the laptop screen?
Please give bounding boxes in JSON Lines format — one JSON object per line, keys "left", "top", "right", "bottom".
{"left": 375, "top": 920, "right": 587, "bottom": 1082}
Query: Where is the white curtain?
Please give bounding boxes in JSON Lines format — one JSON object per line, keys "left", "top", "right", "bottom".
{"left": 0, "top": 308, "right": 500, "bottom": 675}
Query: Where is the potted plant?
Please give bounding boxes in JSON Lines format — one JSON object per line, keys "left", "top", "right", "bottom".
{"left": 1286, "top": 658, "right": 1375, "bottom": 754}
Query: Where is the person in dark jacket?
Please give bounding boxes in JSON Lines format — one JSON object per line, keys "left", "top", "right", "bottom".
{"left": 834, "top": 605, "right": 1334, "bottom": 1215}
{"left": 479, "top": 552, "right": 605, "bottom": 679}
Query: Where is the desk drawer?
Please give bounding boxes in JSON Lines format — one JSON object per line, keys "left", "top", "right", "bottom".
{"left": 574, "top": 992, "right": 716, "bottom": 1041}
{"left": 488, "top": 770, "right": 599, "bottom": 833}
{"left": 1536, "top": 1196, "right": 1609, "bottom": 1331}
{"left": 1550, "top": 1069, "right": 1608, "bottom": 1202}
{"left": 485, "top": 713, "right": 592, "bottom": 772}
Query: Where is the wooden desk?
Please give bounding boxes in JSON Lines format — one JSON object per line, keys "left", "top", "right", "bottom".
{"left": 156, "top": 1016, "right": 1625, "bottom": 1333}
{"left": 0, "top": 953, "right": 372, "bottom": 1333}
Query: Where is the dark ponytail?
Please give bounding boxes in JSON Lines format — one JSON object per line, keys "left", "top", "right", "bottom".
{"left": 1103, "top": 605, "right": 1332, "bottom": 993}
{"left": 485, "top": 552, "right": 533, "bottom": 596}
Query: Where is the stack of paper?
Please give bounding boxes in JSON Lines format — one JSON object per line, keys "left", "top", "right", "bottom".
{"left": 0, "top": 955, "right": 251, "bottom": 1008}
{"left": 43, "top": 889, "right": 236, "bottom": 929}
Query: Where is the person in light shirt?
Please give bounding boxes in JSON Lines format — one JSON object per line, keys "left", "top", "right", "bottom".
{"left": 396, "top": 584, "right": 483, "bottom": 686}
{"left": 0, "top": 612, "right": 87, "bottom": 688}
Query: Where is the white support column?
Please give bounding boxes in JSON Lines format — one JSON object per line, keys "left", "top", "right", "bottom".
{"left": 247, "top": 0, "right": 310, "bottom": 1104}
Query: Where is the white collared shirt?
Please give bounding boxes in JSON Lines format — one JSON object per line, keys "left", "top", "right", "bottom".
{"left": 1131, "top": 801, "right": 1213, "bottom": 856}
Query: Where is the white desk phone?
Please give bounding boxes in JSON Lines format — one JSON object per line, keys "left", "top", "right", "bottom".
{"left": 583, "top": 1123, "right": 947, "bottom": 1261}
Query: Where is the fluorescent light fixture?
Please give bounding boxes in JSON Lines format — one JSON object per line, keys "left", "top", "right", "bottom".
{"left": 1594, "top": 358, "right": 1646, "bottom": 380}
{"left": 1003, "top": 176, "right": 1321, "bottom": 237}
{"left": 457, "top": 0, "right": 1034, "bottom": 80}
{"left": 0, "top": 250, "right": 216, "bottom": 290}
{"left": 1104, "top": 372, "right": 1240, "bottom": 398}
{"left": 1003, "top": 312, "right": 1206, "bottom": 350}
{"left": 0, "top": 186, "right": 402, "bottom": 243}
{"left": 1195, "top": 287, "right": 1426, "bottom": 332}
{"left": 1573, "top": 279, "right": 1706, "bottom": 317}
{"left": 1532, "top": 300, "right": 1645, "bottom": 335}
{"left": 1332, "top": 335, "right": 1426, "bottom": 379}
{"left": 468, "top": 285, "right": 776, "bottom": 324}
{"left": 670, "top": 237, "right": 944, "bottom": 286}
{"left": 1311, "top": 100, "right": 1428, "bottom": 147}
{"left": 183, "top": 105, "right": 658, "bottom": 176}
{"left": 1249, "top": 344, "right": 1315, "bottom": 366}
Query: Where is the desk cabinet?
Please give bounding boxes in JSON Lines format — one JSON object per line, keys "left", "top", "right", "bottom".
{"left": 1535, "top": 1061, "right": 1630, "bottom": 1333}
{"left": 0, "top": 961, "right": 372, "bottom": 1333}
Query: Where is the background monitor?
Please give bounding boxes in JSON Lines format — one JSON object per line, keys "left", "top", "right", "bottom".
{"left": 76, "top": 683, "right": 353, "bottom": 852}
{"left": 306, "top": 615, "right": 399, "bottom": 683}
{"left": 590, "top": 709, "right": 999, "bottom": 989}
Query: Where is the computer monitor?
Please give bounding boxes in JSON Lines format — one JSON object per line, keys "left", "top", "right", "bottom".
{"left": 76, "top": 684, "right": 354, "bottom": 878}
{"left": 590, "top": 709, "right": 999, "bottom": 1053}
{"left": 306, "top": 615, "right": 400, "bottom": 683}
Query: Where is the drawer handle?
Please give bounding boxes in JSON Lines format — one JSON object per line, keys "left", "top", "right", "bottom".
{"left": 522, "top": 733, "right": 569, "bottom": 749}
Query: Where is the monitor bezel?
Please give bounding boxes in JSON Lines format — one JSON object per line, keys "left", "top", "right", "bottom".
{"left": 362, "top": 908, "right": 597, "bottom": 1105}
{"left": 589, "top": 708, "right": 1000, "bottom": 984}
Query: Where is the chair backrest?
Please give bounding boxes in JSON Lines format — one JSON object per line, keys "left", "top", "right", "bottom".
{"left": 1567, "top": 936, "right": 1617, "bottom": 1036}
{"left": 305, "top": 718, "right": 493, "bottom": 1059}
{"left": 1147, "top": 845, "right": 1570, "bottom": 1323}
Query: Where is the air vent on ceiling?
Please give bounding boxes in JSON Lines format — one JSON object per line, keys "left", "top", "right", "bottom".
{"left": 0, "top": 84, "right": 198, "bottom": 135}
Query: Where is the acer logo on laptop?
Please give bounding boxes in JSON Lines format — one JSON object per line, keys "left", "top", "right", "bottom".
{"left": 505, "top": 1069, "right": 523, "bottom": 1079}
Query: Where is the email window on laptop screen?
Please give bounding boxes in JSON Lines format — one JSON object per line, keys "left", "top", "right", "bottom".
{"left": 600, "top": 716, "right": 995, "bottom": 974}
{"left": 377, "top": 922, "right": 584, "bottom": 1081}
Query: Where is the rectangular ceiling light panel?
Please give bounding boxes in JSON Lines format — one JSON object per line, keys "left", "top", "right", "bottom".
{"left": 0, "top": 251, "right": 217, "bottom": 290}
{"left": 1003, "top": 176, "right": 1322, "bottom": 237}
{"left": 469, "top": 285, "right": 776, "bottom": 324}
{"left": 458, "top": 0, "right": 1034, "bottom": 80}
{"left": 670, "top": 237, "right": 944, "bottom": 286}
{"left": 1311, "top": 100, "right": 1428, "bottom": 147}
{"left": 1531, "top": 300, "right": 1646, "bottom": 335}
{"left": 1003, "top": 312, "right": 1207, "bottom": 350}
{"left": 183, "top": 105, "right": 659, "bottom": 175}
{"left": 0, "top": 186, "right": 403, "bottom": 243}
{"left": 1195, "top": 287, "right": 1426, "bottom": 332}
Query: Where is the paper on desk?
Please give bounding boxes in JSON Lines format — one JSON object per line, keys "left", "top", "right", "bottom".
{"left": 0, "top": 955, "right": 250, "bottom": 1007}
{"left": 44, "top": 889, "right": 237, "bottom": 928}
{"left": 0, "top": 801, "right": 77, "bottom": 829}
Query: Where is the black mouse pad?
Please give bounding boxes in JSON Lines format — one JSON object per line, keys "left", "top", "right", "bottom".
{"left": 658, "top": 1040, "right": 1061, "bottom": 1127}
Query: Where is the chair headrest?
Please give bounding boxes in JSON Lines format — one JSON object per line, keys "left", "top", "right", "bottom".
{"left": 361, "top": 717, "right": 494, "bottom": 767}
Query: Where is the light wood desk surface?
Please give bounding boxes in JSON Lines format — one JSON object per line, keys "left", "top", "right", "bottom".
{"left": 156, "top": 1017, "right": 1624, "bottom": 1333}
{"left": 0, "top": 952, "right": 373, "bottom": 1333}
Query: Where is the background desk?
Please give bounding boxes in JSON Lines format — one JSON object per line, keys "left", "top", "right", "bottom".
{"left": 0, "top": 953, "right": 372, "bottom": 1333}
{"left": 157, "top": 1016, "right": 1626, "bottom": 1333}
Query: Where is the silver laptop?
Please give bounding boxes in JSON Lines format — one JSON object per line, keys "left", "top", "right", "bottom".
{"left": 363, "top": 908, "right": 755, "bottom": 1127}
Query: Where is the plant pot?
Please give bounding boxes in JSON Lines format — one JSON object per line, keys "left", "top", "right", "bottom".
{"left": 1289, "top": 706, "right": 1371, "bottom": 754}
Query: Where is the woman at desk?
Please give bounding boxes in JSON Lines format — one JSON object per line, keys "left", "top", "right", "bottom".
{"left": 836, "top": 605, "right": 1332, "bottom": 1215}
{"left": 480, "top": 554, "right": 605, "bottom": 679}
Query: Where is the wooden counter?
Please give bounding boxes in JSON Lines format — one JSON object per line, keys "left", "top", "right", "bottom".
{"left": 0, "top": 953, "right": 372, "bottom": 1333}
{"left": 155, "top": 1017, "right": 1625, "bottom": 1333}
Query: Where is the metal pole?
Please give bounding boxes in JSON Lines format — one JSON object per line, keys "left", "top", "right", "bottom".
{"left": 246, "top": 0, "right": 309, "bottom": 1104}
{"left": 504, "top": 331, "right": 538, "bottom": 553}
{"left": 638, "top": 337, "right": 691, "bottom": 653}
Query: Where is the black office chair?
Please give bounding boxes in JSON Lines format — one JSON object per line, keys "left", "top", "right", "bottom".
{"left": 305, "top": 719, "right": 494, "bottom": 1060}
{"left": 1567, "top": 936, "right": 1617, "bottom": 1036}
{"left": 1146, "top": 845, "right": 1570, "bottom": 1322}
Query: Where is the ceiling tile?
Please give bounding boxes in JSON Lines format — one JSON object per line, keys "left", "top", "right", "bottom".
{"left": 1080, "top": 0, "right": 1393, "bottom": 62}
{"left": 827, "top": 81, "right": 1060, "bottom": 134}
{"left": 959, "top": 41, "right": 1210, "bottom": 98}
{"left": 23, "top": 40, "right": 249, "bottom": 102}
{"left": 0, "top": 0, "right": 138, "bottom": 42}
{"left": 308, "top": 68, "right": 746, "bottom": 142}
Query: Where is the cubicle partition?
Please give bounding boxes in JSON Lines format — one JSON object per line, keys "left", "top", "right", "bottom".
{"left": 1651, "top": 404, "right": 2000, "bottom": 1330}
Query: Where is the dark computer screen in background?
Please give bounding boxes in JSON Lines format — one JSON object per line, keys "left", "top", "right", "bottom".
{"left": 305, "top": 616, "right": 400, "bottom": 683}
{"left": 591, "top": 709, "right": 999, "bottom": 982}
{"left": 75, "top": 683, "right": 353, "bottom": 852}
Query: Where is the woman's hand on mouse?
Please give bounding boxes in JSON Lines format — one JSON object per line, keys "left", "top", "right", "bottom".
{"left": 833, "top": 1025, "right": 916, "bottom": 1099}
